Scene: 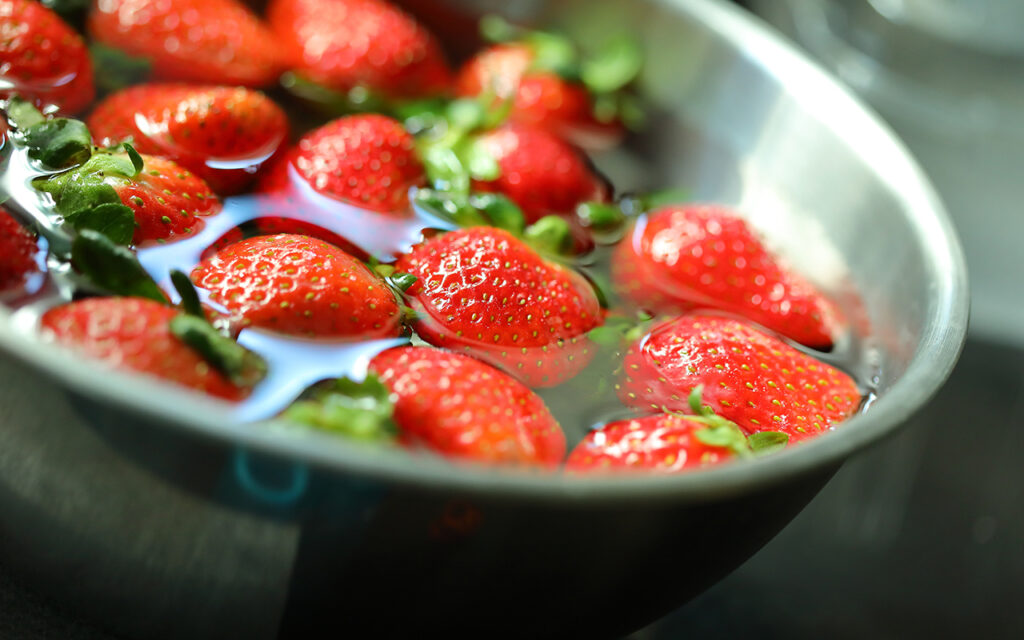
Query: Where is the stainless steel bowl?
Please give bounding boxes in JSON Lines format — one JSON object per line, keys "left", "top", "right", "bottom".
{"left": 0, "top": 0, "right": 967, "bottom": 637}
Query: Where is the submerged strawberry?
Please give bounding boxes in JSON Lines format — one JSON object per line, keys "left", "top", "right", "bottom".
{"left": 41, "top": 297, "right": 248, "bottom": 401}
{"left": 612, "top": 204, "right": 844, "bottom": 349}
{"left": 396, "top": 227, "right": 602, "bottom": 387}
{"left": 618, "top": 314, "right": 860, "bottom": 443}
{"left": 0, "top": 209, "right": 38, "bottom": 291}
{"left": 87, "top": 84, "right": 289, "bottom": 195}
{"left": 0, "top": 0, "right": 95, "bottom": 114}
{"left": 369, "top": 346, "right": 565, "bottom": 466}
{"left": 471, "top": 124, "right": 609, "bottom": 224}
{"left": 87, "top": 0, "right": 289, "bottom": 88}
{"left": 259, "top": 114, "right": 425, "bottom": 214}
{"left": 268, "top": 0, "right": 451, "bottom": 99}
{"left": 191, "top": 233, "right": 402, "bottom": 338}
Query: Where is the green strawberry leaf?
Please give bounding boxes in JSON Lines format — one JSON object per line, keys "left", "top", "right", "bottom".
{"left": 693, "top": 421, "right": 752, "bottom": 458}
{"left": 280, "top": 72, "right": 390, "bottom": 118}
{"left": 420, "top": 145, "right": 470, "bottom": 195}
{"left": 19, "top": 118, "right": 92, "bottom": 169}
{"left": 636, "top": 187, "right": 691, "bottom": 211}
{"left": 446, "top": 98, "right": 487, "bottom": 132}
{"left": 123, "top": 142, "right": 144, "bottom": 176}
{"left": 169, "top": 315, "right": 267, "bottom": 388}
{"left": 170, "top": 269, "right": 204, "bottom": 318}
{"left": 524, "top": 215, "right": 572, "bottom": 256}
{"left": 469, "top": 192, "right": 525, "bottom": 235}
{"left": 576, "top": 201, "right": 625, "bottom": 230}
{"left": 479, "top": 14, "right": 522, "bottom": 43}
{"left": 88, "top": 43, "right": 151, "bottom": 94}
{"left": 389, "top": 272, "right": 418, "bottom": 293}
{"left": 458, "top": 137, "right": 501, "bottom": 181}
{"left": 748, "top": 431, "right": 789, "bottom": 455}
{"left": 4, "top": 96, "right": 45, "bottom": 130}
{"left": 580, "top": 36, "right": 643, "bottom": 94}
{"left": 586, "top": 325, "right": 623, "bottom": 347}
{"left": 70, "top": 202, "right": 135, "bottom": 245}
{"left": 526, "top": 31, "right": 579, "bottom": 80}
{"left": 70, "top": 229, "right": 165, "bottom": 303}
{"left": 284, "top": 374, "right": 398, "bottom": 443}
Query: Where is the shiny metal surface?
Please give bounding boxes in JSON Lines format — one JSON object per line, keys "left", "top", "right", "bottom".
{"left": 0, "top": 0, "right": 968, "bottom": 637}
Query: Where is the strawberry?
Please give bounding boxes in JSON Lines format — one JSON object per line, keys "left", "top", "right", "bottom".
{"left": 38, "top": 150, "right": 221, "bottom": 246}
{"left": 566, "top": 413, "right": 736, "bottom": 473}
{"left": 618, "top": 314, "right": 860, "bottom": 443}
{"left": 0, "top": 209, "right": 37, "bottom": 291}
{"left": 0, "top": 0, "right": 95, "bottom": 114}
{"left": 191, "top": 233, "right": 402, "bottom": 338}
{"left": 456, "top": 44, "right": 622, "bottom": 149}
{"left": 267, "top": 0, "right": 451, "bottom": 99}
{"left": 471, "top": 123, "right": 609, "bottom": 224}
{"left": 87, "top": 0, "right": 289, "bottom": 88}
{"left": 87, "top": 84, "right": 289, "bottom": 195}
{"left": 41, "top": 297, "right": 247, "bottom": 401}
{"left": 259, "top": 114, "right": 425, "bottom": 215}
{"left": 612, "top": 204, "right": 845, "bottom": 349}
{"left": 368, "top": 346, "right": 565, "bottom": 467}
{"left": 396, "top": 227, "right": 602, "bottom": 387}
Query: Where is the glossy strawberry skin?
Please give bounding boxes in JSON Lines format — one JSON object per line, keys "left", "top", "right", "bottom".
{"left": 268, "top": 0, "right": 451, "bottom": 99}
{"left": 567, "top": 413, "right": 735, "bottom": 473}
{"left": 472, "top": 124, "right": 609, "bottom": 224}
{"left": 191, "top": 233, "right": 401, "bottom": 338}
{"left": 0, "top": 209, "right": 37, "bottom": 291}
{"left": 396, "top": 227, "right": 602, "bottom": 387}
{"left": 41, "top": 297, "right": 245, "bottom": 401}
{"left": 111, "top": 155, "right": 221, "bottom": 245}
{"left": 619, "top": 315, "right": 860, "bottom": 443}
{"left": 263, "top": 114, "right": 424, "bottom": 214}
{"left": 87, "top": 0, "right": 289, "bottom": 88}
{"left": 369, "top": 346, "right": 565, "bottom": 467}
{"left": 455, "top": 44, "right": 622, "bottom": 149}
{"left": 87, "top": 84, "right": 289, "bottom": 195}
{"left": 612, "top": 204, "right": 845, "bottom": 349}
{"left": 0, "top": 0, "right": 95, "bottom": 114}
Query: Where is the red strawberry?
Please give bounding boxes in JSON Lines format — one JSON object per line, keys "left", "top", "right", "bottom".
{"left": 471, "top": 124, "right": 609, "bottom": 225}
{"left": 87, "top": 84, "right": 289, "bottom": 195}
{"left": 191, "top": 233, "right": 402, "bottom": 338}
{"left": 259, "top": 114, "right": 425, "bottom": 215}
{"left": 87, "top": 0, "right": 289, "bottom": 88}
{"left": 612, "top": 204, "right": 845, "bottom": 349}
{"left": 369, "top": 346, "right": 565, "bottom": 467}
{"left": 0, "top": 0, "right": 94, "bottom": 113}
{"left": 567, "top": 413, "right": 736, "bottom": 473}
{"left": 0, "top": 209, "right": 38, "bottom": 291}
{"left": 618, "top": 314, "right": 861, "bottom": 443}
{"left": 267, "top": 0, "right": 451, "bottom": 99}
{"left": 456, "top": 44, "right": 622, "bottom": 149}
{"left": 41, "top": 297, "right": 247, "bottom": 400}
{"left": 396, "top": 227, "right": 602, "bottom": 387}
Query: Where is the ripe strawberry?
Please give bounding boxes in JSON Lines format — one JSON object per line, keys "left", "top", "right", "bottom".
{"left": 368, "top": 346, "right": 565, "bottom": 467}
{"left": 456, "top": 44, "right": 621, "bottom": 148}
{"left": 191, "top": 233, "right": 402, "bottom": 338}
{"left": 0, "top": 0, "right": 95, "bottom": 114}
{"left": 41, "top": 297, "right": 247, "bottom": 400}
{"left": 0, "top": 209, "right": 38, "bottom": 291}
{"left": 87, "top": 0, "right": 289, "bottom": 88}
{"left": 471, "top": 123, "right": 609, "bottom": 224}
{"left": 396, "top": 227, "right": 602, "bottom": 387}
{"left": 618, "top": 315, "right": 860, "bottom": 443}
{"left": 612, "top": 204, "right": 845, "bottom": 349}
{"left": 87, "top": 84, "right": 289, "bottom": 195}
{"left": 267, "top": 0, "right": 451, "bottom": 99}
{"left": 259, "top": 114, "right": 425, "bottom": 214}
{"left": 567, "top": 413, "right": 736, "bottom": 473}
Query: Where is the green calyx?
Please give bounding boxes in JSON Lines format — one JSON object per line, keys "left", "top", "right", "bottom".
{"left": 89, "top": 43, "right": 152, "bottom": 95}
{"left": 70, "top": 229, "right": 165, "bottom": 303}
{"left": 416, "top": 97, "right": 512, "bottom": 195}
{"left": 5, "top": 96, "right": 92, "bottom": 169}
{"left": 170, "top": 315, "right": 267, "bottom": 388}
{"left": 523, "top": 215, "right": 572, "bottom": 256}
{"left": 586, "top": 310, "right": 652, "bottom": 346}
{"left": 284, "top": 375, "right": 399, "bottom": 443}
{"left": 684, "top": 386, "right": 790, "bottom": 458}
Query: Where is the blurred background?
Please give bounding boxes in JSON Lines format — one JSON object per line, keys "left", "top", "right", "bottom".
{"left": 2, "top": 0, "right": 1021, "bottom": 637}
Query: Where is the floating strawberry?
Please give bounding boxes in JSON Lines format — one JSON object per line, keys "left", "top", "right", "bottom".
{"left": 618, "top": 314, "right": 860, "bottom": 443}
{"left": 612, "top": 204, "right": 845, "bottom": 349}
{"left": 0, "top": 0, "right": 95, "bottom": 114}
{"left": 41, "top": 297, "right": 252, "bottom": 401}
{"left": 191, "top": 233, "right": 402, "bottom": 338}
{"left": 268, "top": 0, "right": 451, "bottom": 100}
{"left": 368, "top": 346, "right": 565, "bottom": 466}
{"left": 37, "top": 148, "right": 221, "bottom": 246}
{"left": 396, "top": 227, "right": 602, "bottom": 387}
{"left": 87, "top": 84, "right": 289, "bottom": 194}
{"left": 0, "top": 209, "right": 38, "bottom": 291}
{"left": 87, "top": 0, "right": 289, "bottom": 88}
{"left": 259, "top": 114, "right": 425, "bottom": 215}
